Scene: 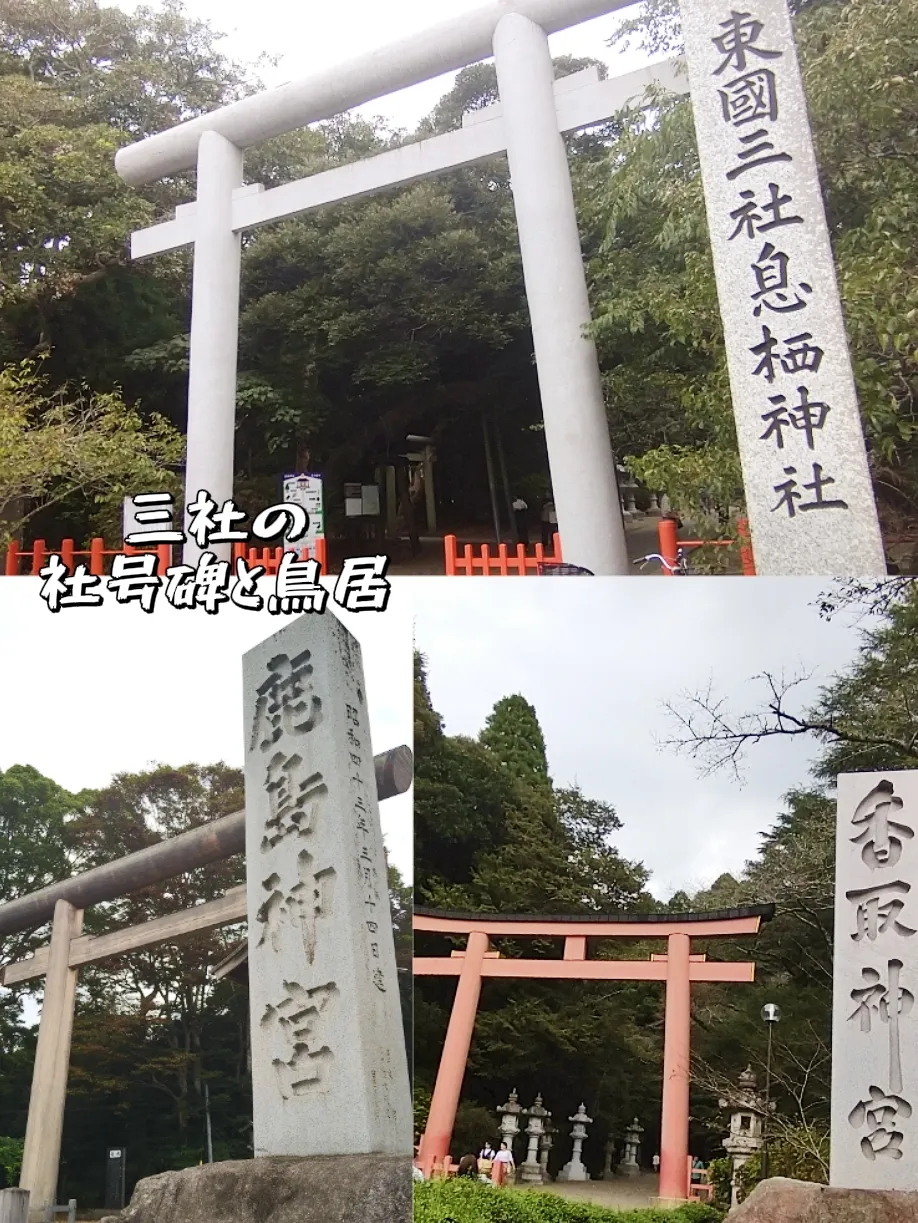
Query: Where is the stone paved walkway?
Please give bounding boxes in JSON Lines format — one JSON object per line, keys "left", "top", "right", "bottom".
{"left": 519, "top": 1172, "right": 661, "bottom": 1211}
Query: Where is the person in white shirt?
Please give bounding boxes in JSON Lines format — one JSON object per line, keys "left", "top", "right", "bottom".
{"left": 492, "top": 1141, "right": 515, "bottom": 1184}
{"left": 540, "top": 499, "right": 558, "bottom": 549}
{"left": 511, "top": 497, "right": 530, "bottom": 546}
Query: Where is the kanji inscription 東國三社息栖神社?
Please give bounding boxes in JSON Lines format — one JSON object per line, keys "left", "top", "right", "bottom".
{"left": 679, "top": 0, "right": 886, "bottom": 576}
{"left": 832, "top": 772, "right": 918, "bottom": 1189}
{"left": 242, "top": 611, "right": 411, "bottom": 1158}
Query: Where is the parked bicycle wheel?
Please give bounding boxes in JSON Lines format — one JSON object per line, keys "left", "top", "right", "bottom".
{"left": 537, "top": 563, "right": 595, "bottom": 575}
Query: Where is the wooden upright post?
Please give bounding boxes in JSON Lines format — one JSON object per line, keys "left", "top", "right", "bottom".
{"left": 658, "top": 931, "right": 692, "bottom": 1202}
{"left": 19, "top": 901, "right": 83, "bottom": 1220}
{"left": 418, "top": 930, "right": 489, "bottom": 1171}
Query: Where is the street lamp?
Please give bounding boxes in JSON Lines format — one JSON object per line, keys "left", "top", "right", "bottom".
{"left": 760, "top": 1003, "right": 781, "bottom": 1182}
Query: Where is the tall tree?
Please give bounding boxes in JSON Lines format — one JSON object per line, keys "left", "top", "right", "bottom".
{"left": 479, "top": 695, "right": 551, "bottom": 790}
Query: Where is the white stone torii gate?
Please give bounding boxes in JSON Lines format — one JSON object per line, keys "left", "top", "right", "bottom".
{"left": 118, "top": 0, "right": 686, "bottom": 575}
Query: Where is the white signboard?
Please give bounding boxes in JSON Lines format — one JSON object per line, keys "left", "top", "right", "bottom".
{"left": 283, "top": 473, "right": 324, "bottom": 545}
{"left": 832, "top": 771, "right": 918, "bottom": 1189}
{"left": 361, "top": 484, "right": 381, "bottom": 517}
{"left": 680, "top": 0, "right": 886, "bottom": 576}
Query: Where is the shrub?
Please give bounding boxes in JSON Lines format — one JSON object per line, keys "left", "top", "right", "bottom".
{"left": 413, "top": 1178, "right": 726, "bottom": 1223}
{"left": 0, "top": 1136, "right": 24, "bottom": 1184}
{"left": 732, "top": 1126, "right": 829, "bottom": 1203}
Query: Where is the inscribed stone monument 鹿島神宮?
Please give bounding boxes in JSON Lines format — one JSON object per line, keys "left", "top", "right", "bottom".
{"left": 832, "top": 771, "right": 918, "bottom": 1189}
{"left": 242, "top": 612, "right": 411, "bottom": 1157}
{"left": 679, "top": 0, "right": 886, "bottom": 576}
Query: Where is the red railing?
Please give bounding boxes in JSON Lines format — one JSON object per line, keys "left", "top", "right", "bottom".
{"left": 4, "top": 536, "right": 329, "bottom": 576}
{"left": 231, "top": 539, "right": 328, "bottom": 573}
{"left": 5, "top": 538, "right": 173, "bottom": 576}
{"left": 658, "top": 517, "right": 756, "bottom": 576}
{"left": 444, "top": 533, "right": 563, "bottom": 575}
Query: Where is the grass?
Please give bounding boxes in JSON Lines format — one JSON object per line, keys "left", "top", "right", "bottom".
{"left": 413, "top": 1180, "right": 726, "bottom": 1223}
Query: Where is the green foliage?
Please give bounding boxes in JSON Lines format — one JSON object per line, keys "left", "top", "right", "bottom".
{"left": 415, "top": 1084, "right": 433, "bottom": 1141}
{"left": 0, "top": 357, "right": 183, "bottom": 546}
{"left": 705, "top": 1157, "right": 733, "bottom": 1211}
{"left": 0, "top": 1135, "right": 23, "bottom": 1183}
{"left": 479, "top": 696, "right": 551, "bottom": 790}
{"left": 809, "top": 584, "right": 918, "bottom": 777}
{"left": 414, "top": 1180, "right": 723, "bottom": 1223}
{"left": 731, "top": 1127, "right": 829, "bottom": 1202}
{"left": 452, "top": 1102, "right": 500, "bottom": 1160}
{"left": 0, "top": 764, "right": 82, "bottom": 962}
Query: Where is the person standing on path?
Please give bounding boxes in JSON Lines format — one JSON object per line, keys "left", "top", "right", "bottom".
{"left": 541, "top": 498, "right": 557, "bottom": 549}
{"left": 512, "top": 497, "right": 530, "bottom": 546}
{"left": 492, "top": 1140, "right": 515, "bottom": 1185}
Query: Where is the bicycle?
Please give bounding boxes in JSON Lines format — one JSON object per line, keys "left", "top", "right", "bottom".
{"left": 536, "top": 562, "right": 595, "bottom": 576}
{"left": 633, "top": 548, "right": 693, "bottom": 575}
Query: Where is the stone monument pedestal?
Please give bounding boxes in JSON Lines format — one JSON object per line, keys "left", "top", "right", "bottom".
{"left": 556, "top": 1161, "right": 590, "bottom": 1182}
{"left": 97, "top": 1155, "right": 410, "bottom": 1223}
{"left": 725, "top": 1178, "right": 918, "bottom": 1222}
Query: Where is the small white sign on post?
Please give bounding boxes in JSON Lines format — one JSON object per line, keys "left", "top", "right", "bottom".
{"left": 242, "top": 611, "right": 411, "bottom": 1158}
{"left": 282, "top": 473, "right": 325, "bottom": 546}
{"left": 680, "top": 0, "right": 886, "bottom": 576}
{"left": 832, "top": 771, "right": 918, "bottom": 1189}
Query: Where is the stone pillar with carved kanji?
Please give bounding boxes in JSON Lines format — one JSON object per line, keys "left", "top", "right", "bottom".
{"left": 617, "top": 1117, "right": 643, "bottom": 1176}
{"left": 520, "top": 1093, "right": 550, "bottom": 1183}
{"left": 242, "top": 612, "right": 412, "bottom": 1158}
{"left": 720, "top": 1066, "right": 766, "bottom": 1207}
{"left": 557, "top": 1103, "right": 593, "bottom": 1181}
{"left": 832, "top": 772, "right": 918, "bottom": 1188}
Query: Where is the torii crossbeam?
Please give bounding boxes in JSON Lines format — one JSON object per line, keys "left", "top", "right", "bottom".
{"left": 413, "top": 905, "right": 774, "bottom": 1203}
{"left": 117, "top": 0, "right": 686, "bottom": 573}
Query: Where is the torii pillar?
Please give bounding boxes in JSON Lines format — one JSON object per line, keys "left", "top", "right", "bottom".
{"left": 413, "top": 907, "right": 773, "bottom": 1200}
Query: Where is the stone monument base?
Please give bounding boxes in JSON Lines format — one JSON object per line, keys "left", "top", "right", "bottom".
{"left": 556, "top": 1162, "right": 589, "bottom": 1182}
{"left": 727, "top": 1178, "right": 918, "bottom": 1222}
{"left": 98, "top": 1154, "right": 409, "bottom": 1223}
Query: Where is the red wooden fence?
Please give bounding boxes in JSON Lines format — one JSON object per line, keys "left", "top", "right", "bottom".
{"left": 444, "top": 533, "right": 563, "bottom": 575}
{"left": 4, "top": 536, "right": 328, "bottom": 576}
{"left": 657, "top": 517, "right": 756, "bottom": 576}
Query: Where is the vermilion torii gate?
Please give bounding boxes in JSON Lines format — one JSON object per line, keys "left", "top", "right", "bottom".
{"left": 414, "top": 905, "right": 774, "bottom": 1202}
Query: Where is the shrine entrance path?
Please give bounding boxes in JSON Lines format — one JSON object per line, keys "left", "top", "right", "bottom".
{"left": 338, "top": 517, "right": 685, "bottom": 575}
{"left": 519, "top": 1172, "right": 660, "bottom": 1210}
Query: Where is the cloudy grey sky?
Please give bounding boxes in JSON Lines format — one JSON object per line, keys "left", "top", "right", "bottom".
{"left": 120, "top": 0, "right": 657, "bottom": 134}
{"left": 410, "top": 577, "right": 866, "bottom": 901}
{"left": 0, "top": 579, "right": 413, "bottom": 881}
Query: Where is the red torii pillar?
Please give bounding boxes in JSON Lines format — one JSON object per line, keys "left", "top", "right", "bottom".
{"left": 414, "top": 907, "right": 772, "bottom": 1202}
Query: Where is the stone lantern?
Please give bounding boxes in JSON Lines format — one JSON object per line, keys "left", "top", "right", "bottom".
{"left": 497, "top": 1087, "right": 523, "bottom": 1159}
{"left": 602, "top": 1135, "right": 616, "bottom": 1181}
{"left": 557, "top": 1103, "right": 593, "bottom": 1181}
{"left": 520, "top": 1093, "right": 550, "bottom": 1183}
{"left": 719, "top": 1066, "right": 767, "bottom": 1207}
{"left": 538, "top": 1120, "right": 555, "bottom": 1182}
{"left": 617, "top": 1117, "right": 643, "bottom": 1177}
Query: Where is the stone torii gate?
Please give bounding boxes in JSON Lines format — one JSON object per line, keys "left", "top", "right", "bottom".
{"left": 413, "top": 905, "right": 773, "bottom": 1203}
{"left": 115, "top": 0, "right": 688, "bottom": 575}
{"left": 0, "top": 615, "right": 413, "bottom": 1221}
